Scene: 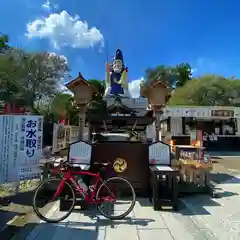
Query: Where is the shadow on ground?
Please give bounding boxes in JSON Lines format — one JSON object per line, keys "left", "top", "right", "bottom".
{"left": 71, "top": 210, "right": 154, "bottom": 229}
{"left": 2, "top": 204, "right": 155, "bottom": 240}
{"left": 0, "top": 190, "right": 35, "bottom": 207}
{"left": 210, "top": 156, "right": 223, "bottom": 162}
{"left": 210, "top": 172, "right": 240, "bottom": 184}
{"left": 136, "top": 196, "right": 217, "bottom": 216}
{"left": 1, "top": 222, "right": 101, "bottom": 240}
{"left": 0, "top": 190, "right": 36, "bottom": 239}
{"left": 0, "top": 208, "right": 24, "bottom": 233}
{"left": 207, "top": 151, "right": 240, "bottom": 157}
{"left": 179, "top": 194, "right": 221, "bottom": 216}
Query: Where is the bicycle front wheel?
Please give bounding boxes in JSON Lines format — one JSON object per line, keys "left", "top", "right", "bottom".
{"left": 96, "top": 177, "right": 136, "bottom": 220}
{"left": 32, "top": 178, "right": 76, "bottom": 223}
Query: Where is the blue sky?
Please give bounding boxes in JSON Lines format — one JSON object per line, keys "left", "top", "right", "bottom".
{"left": 1, "top": 0, "right": 240, "bottom": 97}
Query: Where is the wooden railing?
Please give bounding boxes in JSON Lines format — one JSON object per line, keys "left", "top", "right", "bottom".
{"left": 52, "top": 124, "right": 85, "bottom": 153}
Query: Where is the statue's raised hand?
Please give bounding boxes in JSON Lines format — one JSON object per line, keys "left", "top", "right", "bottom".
{"left": 105, "top": 62, "right": 111, "bottom": 73}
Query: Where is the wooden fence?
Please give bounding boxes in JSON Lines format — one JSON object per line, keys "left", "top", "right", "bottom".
{"left": 52, "top": 124, "right": 89, "bottom": 153}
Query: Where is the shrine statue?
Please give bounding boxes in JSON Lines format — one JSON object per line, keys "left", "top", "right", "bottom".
{"left": 104, "top": 48, "right": 131, "bottom": 97}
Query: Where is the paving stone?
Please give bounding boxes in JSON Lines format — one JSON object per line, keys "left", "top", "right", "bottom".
{"left": 138, "top": 229, "right": 173, "bottom": 240}
{"left": 105, "top": 224, "right": 138, "bottom": 240}
{"left": 24, "top": 197, "right": 239, "bottom": 240}
{"left": 70, "top": 229, "right": 105, "bottom": 240}
{"left": 66, "top": 210, "right": 106, "bottom": 230}
{"left": 50, "top": 225, "right": 80, "bottom": 240}
{"left": 182, "top": 181, "right": 240, "bottom": 240}
{"left": 133, "top": 198, "right": 167, "bottom": 229}
{"left": 161, "top": 210, "right": 209, "bottom": 240}
{"left": 26, "top": 223, "right": 58, "bottom": 240}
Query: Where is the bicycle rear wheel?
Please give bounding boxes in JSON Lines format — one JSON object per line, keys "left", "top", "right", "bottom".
{"left": 96, "top": 177, "right": 136, "bottom": 220}
{"left": 32, "top": 178, "right": 76, "bottom": 223}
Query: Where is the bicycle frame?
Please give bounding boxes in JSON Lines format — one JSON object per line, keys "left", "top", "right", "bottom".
{"left": 52, "top": 170, "right": 116, "bottom": 204}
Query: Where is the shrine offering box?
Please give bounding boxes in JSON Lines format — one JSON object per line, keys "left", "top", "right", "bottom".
{"left": 175, "top": 145, "right": 204, "bottom": 161}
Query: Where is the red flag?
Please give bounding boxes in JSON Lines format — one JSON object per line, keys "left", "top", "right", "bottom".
{"left": 19, "top": 107, "right": 25, "bottom": 113}
{"left": 4, "top": 103, "right": 11, "bottom": 113}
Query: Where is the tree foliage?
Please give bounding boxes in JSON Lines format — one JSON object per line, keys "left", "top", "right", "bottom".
{"left": 88, "top": 79, "right": 105, "bottom": 97}
{"left": 168, "top": 75, "right": 240, "bottom": 106}
{"left": 0, "top": 39, "right": 70, "bottom": 111}
{"left": 0, "top": 34, "right": 9, "bottom": 52}
{"left": 175, "top": 63, "right": 192, "bottom": 87}
{"left": 50, "top": 93, "right": 79, "bottom": 124}
{"left": 143, "top": 63, "right": 192, "bottom": 88}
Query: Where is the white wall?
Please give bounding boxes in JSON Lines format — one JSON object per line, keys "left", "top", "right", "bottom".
{"left": 170, "top": 117, "right": 182, "bottom": 136}
{"left": 236, "top": 119, "right": 240, "bottom": 136}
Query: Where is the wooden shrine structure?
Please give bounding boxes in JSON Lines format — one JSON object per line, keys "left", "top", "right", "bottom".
{"left": 51, "top": 48, "right": 213, "bottom": 201}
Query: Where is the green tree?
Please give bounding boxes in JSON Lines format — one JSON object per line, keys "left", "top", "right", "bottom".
{"left": 143, "top": 63, "right": 192, "bottom": 88}
{"left": 88, "top": 79, "right": 105, "bottom": 97}
{"left": 144, "top": 65, "right": 174, "bottom": 86}
{"left": 175, "top": 63, "right": 192, "bottom": 87}
{"left": 168, "top": 75, "right": 240, "bottom": 106}
{"left": 50, "top": 93, "right": 78, "bottom": 124}
{"left": 21, "top": 52, "right": 70, "bottom": 109}
{"left": 0, "top": 49, "right": 70, "bottom": 110}
{"left": 0, "top": 34, "right": 9, "bottom": 52}
{"left": 0, "top": 50, "right": 26, "bottom": 106}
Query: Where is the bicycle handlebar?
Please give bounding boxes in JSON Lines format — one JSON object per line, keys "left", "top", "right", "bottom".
{"left": 58, "top": 160, "right": 71, "bottom": 169}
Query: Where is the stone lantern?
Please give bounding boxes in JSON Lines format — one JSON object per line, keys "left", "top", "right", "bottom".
{"left": 140, "top": 80, "right": 172, "bottom": 141}
{"left": 65, "top": 72, "right": 97, "bottom": 141}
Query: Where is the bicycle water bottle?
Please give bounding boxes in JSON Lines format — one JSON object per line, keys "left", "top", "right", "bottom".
{"left": 78, "top": 178, "right": 88, "bottom": 192}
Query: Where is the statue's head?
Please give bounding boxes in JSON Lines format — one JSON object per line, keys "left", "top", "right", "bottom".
{"left": 111, "top": 48, "right": 125, "bottom": 73}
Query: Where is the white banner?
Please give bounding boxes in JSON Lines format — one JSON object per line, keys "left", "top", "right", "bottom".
{"left": 163, "top": 106, "right": 240, "bottom": 118}
{"left": 0, "top": 115, "right": 43, "bottom": 184}
{"left": 163, "top": 107, "right": 211, "bottom": 118}
{"left": 0, "top": 116, "right": 13, "bottom": 183}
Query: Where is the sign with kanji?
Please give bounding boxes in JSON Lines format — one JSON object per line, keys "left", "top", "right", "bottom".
{"left": 0, "top": 115, "right": 43, "bottom": 184}
{"left": 148, "top": 141, "right": 171, "bottom": 165}
{"left": 0, "top": 116, "right": 14, "bottom": 183}
{"left": 211, "top": 110, "right": 234, "bottom": 118}
{"left": 69, "top": 141, "right": 92, "bottom": 165}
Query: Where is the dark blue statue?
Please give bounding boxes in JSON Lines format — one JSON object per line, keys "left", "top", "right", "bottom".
{"left": 105, "top": 49, "right": 130, "bottom": 97}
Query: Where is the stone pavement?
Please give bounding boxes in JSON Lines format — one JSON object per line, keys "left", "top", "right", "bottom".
{"left": 182, "top": 175, "right": 240, "bottom": 240}
{"left": 24, "top": 198, "right": 218, "bottom": 240}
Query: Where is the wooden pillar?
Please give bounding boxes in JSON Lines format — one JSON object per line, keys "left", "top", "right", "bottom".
{"left": 153, "top": 106, "right": 163, "bottom": 141}
{"left": 78, "top": 105, "right": 86, "bottom": 141}
{"left": 155, "top": 111, "right": 160, "bottom": 141}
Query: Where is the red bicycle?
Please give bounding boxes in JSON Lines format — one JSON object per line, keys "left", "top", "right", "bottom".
{"left": 33, "top": 161, "right": 136, "bottom": 223}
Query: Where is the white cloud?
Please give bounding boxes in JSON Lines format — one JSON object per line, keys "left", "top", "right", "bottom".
{"left": 59, "top": 84, "right": 73, "bottom": 95}
{"left": 48, "top": 52, "right": 68, "bottom": 64}
{"left": 42, "top": 0, "right": 51, "bottom": 10}
{"left": 42, "top": 0, "right": 58, "bottom": 11}
{"left": 129, "top": 78, "right": 144, "bottom": 98}
{"left": 26, "top": 11, "right": 104, "bottom": 49}
{"left": 191, "top": 68, "right": 197, "bottom": 74}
